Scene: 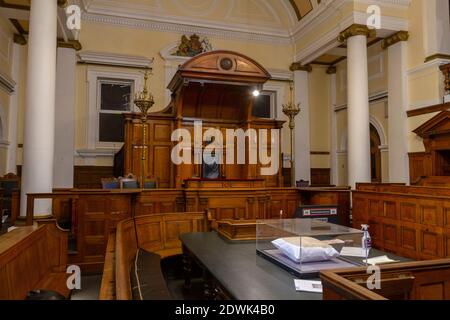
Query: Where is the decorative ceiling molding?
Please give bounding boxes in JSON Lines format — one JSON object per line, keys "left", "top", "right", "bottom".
{"left": 294, "top": 5, "right": 410, "bottom": 64}
{"left": 225, "top": 0, "right": 283, "bottom": 27}
{"left": 82, "top": 12, "right": 292, "bottom": 45}
{"left": 79, "top": 0, "right": 411, "bottom": 51}
{"left": 268, "top": 68, "right": 294, "bottom": 81}
{"left": 169, "top": 0, "right": 220, "bottom": 17}
{"left": 78, "top": 51, "right": 154, "bottom": 68}
{"left": 0, "top": 69, "right": 16, "bottom": 94}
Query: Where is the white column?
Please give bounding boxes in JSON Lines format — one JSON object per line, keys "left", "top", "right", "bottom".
{"left": 6, "top": 43, "right": 22, "bottom": 174}
{"left": 294, "top": 69, "right": 311, "bottom": 183}
{"left": 328, "top": 68, "right": 338, "bottom": 186}
{"left": 20, "top": 0, "right": 57, "bottom": 216}
{"left": 54, "top": 47, "right": 76, "bottom": 188}
{"left": 347, "top": 35, "right": 371, "bottom": 188}
{"left": 387, "top": 38, "right": 409, "bottom": 183}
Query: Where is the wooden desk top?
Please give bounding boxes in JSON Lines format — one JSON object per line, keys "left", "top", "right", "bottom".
{"left": 180, "top": 232, "right": 409, "bottom": 300}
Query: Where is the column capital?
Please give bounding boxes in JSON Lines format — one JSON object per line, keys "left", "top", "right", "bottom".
{"left": 381, "top": 31, "right": 409, "bottom": 49}
{"left": 57, "top": 39, "right": 83, "bottom": 51}
{"left": 338, "top": 24, "right": 376, "bottom": 43}
{"left": 326, "top": 66, "right": 337, "bottom": 75}
{"left": 290, "top": 62, "right": 312, "bottom": 72}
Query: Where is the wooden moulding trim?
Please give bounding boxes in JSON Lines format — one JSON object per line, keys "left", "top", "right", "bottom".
{"left": 407, "top": 102, "right": 450, "bottom": 118}
{"left": 310, "top": 151, "right": 330, "bottom": 155}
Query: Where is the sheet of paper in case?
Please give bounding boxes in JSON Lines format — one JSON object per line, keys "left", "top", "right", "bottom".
{"left": 294, "top": 279, "right": 323, "bottom": 293}
{"left": 364, "top": 255, "right": 400, "bottom": 265}
{"left": 340, "top": 247, "right": 369, "bottom": 258}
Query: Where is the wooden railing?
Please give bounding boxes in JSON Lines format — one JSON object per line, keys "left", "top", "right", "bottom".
{"left": 321, "top": 259, "right": 450, "bottom": 300}
{"left": 0, "top": 220, "right": 69, "bottom": 299}
{"left": 353, "top": 184, "right": 450, "bottom": 260}
{"left": 21, "top": 187, "right": 350, "bottom": 273}
{"left": 100, "top": 212, "right": 207, "bottom": 300}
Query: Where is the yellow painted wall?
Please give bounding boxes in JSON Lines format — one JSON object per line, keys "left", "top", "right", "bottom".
{"left": 309, "top": 65, "right": 330, "bottom": 169}
{"left": 0, "top": 16, "right": 14, "bottom": 173}
{"left": 406, "top": 0, "right": 447, "bottom": 154}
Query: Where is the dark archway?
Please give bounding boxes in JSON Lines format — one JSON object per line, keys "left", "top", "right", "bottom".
{"left": 370, "top": 124, "right": 382, "bottom": 183}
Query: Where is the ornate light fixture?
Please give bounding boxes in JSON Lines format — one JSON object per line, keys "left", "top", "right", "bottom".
{"left": 134, "top": 69, "right": 155, "bottom": 189}
{"left": 282, "top": 83, "right": 301, "bottom": 187}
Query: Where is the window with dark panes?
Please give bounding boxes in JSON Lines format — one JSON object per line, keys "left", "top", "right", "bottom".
{"left": 252, "top": 91, "right": 275, "bottom": 119}
{"left": 98, "top": 79, "right": 134, "bottom": 142}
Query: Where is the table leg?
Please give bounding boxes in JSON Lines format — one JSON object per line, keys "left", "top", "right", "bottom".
{"left": 182, "top": 246, "right": 193, "bottom": 291}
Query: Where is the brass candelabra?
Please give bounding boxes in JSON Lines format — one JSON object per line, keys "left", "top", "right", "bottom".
{"left": 282, "top": 83, "right": 301, "bottom": 187}
{"left": 134, "top": 69, "right": 155, "bottom": 189}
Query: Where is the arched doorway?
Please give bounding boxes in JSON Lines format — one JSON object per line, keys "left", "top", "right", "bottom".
{"left": 370, "top": 124, "right": 382, "bottom": 183}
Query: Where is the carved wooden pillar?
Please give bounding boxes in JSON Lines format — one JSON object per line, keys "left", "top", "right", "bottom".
{"left": 440, "top": 63, "right": 450, "bottom": 96}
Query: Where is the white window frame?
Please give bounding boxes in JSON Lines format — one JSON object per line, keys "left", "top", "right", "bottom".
{"left": 263, "top": 82, "right": 287, "bottom": 121}
{"left": 255, "top": 90, "right": 277, "bottom": 119}
{"left": 86, "top": 68, "right": 143, "bottom": 151}
{"left": 97, "top": 78, "right": 134, "bottom": 145}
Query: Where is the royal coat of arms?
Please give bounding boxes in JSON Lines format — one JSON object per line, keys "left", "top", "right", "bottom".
{"left": 174, "top": 34, "right": 212, "bottom": 57}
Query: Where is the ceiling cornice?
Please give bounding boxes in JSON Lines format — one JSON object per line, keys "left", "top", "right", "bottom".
{"left": 78, "top": 0, "right": 411, "bottom": 51}
{"left": 82, "top": 12, "right": 293, "bottom": 45}
{"left": 78, "top": 51, "right": 154, "bottom": 68}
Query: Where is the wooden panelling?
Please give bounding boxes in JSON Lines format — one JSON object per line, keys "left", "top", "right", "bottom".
{"left": 103, "top": 212, "right": 207, "bottom": 300}
{"left": 400, "top": 202, "right": 417, "bottom": 223}
{"left": 321, "top": 259, "right": 450, "bottom": 300}
{"left": 0, "top": 221, "right": 69, "bottom": 300}
{"left": 25, "top": 186, "right": 350, "bottom": 273}
{"left": 353, "top": 184, "right": 450, "bottom": 260}
{"left": 310, "top": 168, "right": 331, "bottom": 186}
{"left": 74, "top": 166, "right": 114, "bottom": 189}
{"left": 299, "top": 187, "right": 351, "bottom": 226}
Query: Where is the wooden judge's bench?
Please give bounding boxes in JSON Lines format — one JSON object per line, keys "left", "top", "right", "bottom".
{"left": 121, "top": 50, "right": 285, "bottom": 188}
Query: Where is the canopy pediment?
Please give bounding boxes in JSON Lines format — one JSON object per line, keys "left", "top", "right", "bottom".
{"left": 413, "top": 110, "right": 450, "bottom": 138}
{"left": 168, "top": 50, "right": 271, "bottom": 92}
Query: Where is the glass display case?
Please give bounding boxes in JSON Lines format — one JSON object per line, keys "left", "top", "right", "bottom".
{"left": 256, "top": 219, "right": 367, "bottom": 278}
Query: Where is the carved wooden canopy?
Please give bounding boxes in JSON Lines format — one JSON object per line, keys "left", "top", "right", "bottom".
{"left": 168, "top": 50, "right": 271, "bottom": 92}
{"left": 413, "top": 111, "right": 450, "bottom": 152}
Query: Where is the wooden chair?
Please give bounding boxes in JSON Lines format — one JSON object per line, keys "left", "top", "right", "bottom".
{"left": 296, "top": 180, "right": 310, "bottom": 188}
{"left": 143, "top": 177, "right": 159, "bottom": 189}
{"left": 121, "top": 179, "right": 139, "bottom": 189}
{"left": 120, "top": 174, "right": 139, "bottom": 189}
{"left": 0, "top": 173, "right": 20, "bottom": 220}
{"left": 101, "top": 178, "right": 120, "bottom": 190}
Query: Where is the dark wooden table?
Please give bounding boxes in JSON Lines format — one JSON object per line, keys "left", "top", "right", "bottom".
{"left": 180, "top": 232, "right": 409, "bottom": 300}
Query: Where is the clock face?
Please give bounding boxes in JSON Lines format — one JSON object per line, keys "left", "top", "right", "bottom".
{"left": 220, "top": 57, "right": 233, "bottom": 71}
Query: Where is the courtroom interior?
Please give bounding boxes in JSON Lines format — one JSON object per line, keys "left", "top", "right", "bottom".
{"left": 1, "top": 0, "right": 450, "bottom": 302}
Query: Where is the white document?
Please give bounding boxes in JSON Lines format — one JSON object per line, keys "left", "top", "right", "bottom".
{"left": 321, "top": 239, "right": 346, "bottom": 245}
{"left": 364, "top": 255, "right": 399, "bottom": 265}
{"left": 294, "top": 280, "right": 323, "bottom": 293}
{"left": 340, "top": 247, "right": 369, "bottom": 258}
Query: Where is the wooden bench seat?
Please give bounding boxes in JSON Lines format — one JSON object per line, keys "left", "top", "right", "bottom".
{"left": 100, "top": 212, "right": 206, "bottom": 300}
{"left": 0, "top": 220, "right": 70, "bottom": 300}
